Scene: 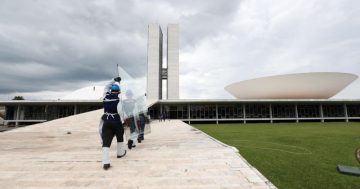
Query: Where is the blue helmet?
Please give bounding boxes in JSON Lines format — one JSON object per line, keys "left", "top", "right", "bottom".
{"left": 111, "top": 84, "right": 120, "bottom": 92}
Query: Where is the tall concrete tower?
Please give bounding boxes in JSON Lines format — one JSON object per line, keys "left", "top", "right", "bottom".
{"left": 147, "top": 24, "right": 163, "bottom": 101}
{"left": 167, "top": 24, "right": 179, "bottom": 99}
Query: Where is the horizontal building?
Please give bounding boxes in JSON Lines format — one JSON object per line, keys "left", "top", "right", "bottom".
{"left": 0, "top": 99, "right": 360, "bottom": 127}
{"left": 148, "top": 99, "right": 360, "bottom": 124}
{"left": 0, "top": 100, "right": 102, "bottom": 126}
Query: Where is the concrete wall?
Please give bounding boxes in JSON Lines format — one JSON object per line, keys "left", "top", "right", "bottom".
{"left": 167, "top": 24, "right": 179, "bottom": 99}
{"left": 147, "top": 24, "right": 163, "bottom": 101}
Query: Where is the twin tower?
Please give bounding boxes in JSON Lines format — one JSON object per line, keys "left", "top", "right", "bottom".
{"left": 147, "top": 24, "right": 179, "bottom": 101}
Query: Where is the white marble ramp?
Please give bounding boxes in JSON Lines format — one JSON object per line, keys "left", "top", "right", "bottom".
{"left": 0, "top": 109, "right": 276, "bottom": 189}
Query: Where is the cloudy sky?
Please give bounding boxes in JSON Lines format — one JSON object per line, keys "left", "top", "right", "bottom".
{"left": 0, "top": 0, "right": 359, "bottom": 100}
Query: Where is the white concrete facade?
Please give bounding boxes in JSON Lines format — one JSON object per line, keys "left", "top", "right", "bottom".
{"left": 147, "top": 24, "right": 163, "bottom": 101}
{"left": 167, "top": 24, "right": 179, "bottom": 99}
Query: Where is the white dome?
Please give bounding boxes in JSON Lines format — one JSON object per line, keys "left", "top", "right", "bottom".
{"left": 225, "top": 72, "right": 358, "bottom": 99}
{"left": 62, "top": 86, "right": 103, "bottom": 100}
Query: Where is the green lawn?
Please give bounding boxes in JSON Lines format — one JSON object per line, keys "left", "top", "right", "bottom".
{"left": 193, "top": 122, "right": 360, "bottom": 189}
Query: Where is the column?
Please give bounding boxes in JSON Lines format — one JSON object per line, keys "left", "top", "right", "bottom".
{"left": 188, "top": 104, "right": 191, "bottom": 124}
{"left": 320, "top": 104, "right": 324, "bottom": 123}
{"left": 243, "top": 104, "right": 246, "bottom": 124}
{"left": 74, "top": 105, "right": 78, "bottom": 115}
{"left": 344, "top": 104, "right": 349, "bottom": 122}
{"left": 269, "top": 104, "right": 273, "bottom": 123}
{"left": 15, "top": 105, "right": 20, "bottom": 126}
{"left": 295, "top": 104, "right": 299, "bottom": 123}
{"left": 216, "top": 104, "right": 219, "bottom": 125}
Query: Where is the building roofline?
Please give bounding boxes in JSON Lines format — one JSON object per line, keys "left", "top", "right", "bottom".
{"left": 157, "top": 99, "right": 360, "bottom": 103}
{"left": 0, "top": 100, "right": 102, "bottom": 105}
{"left": 1, "top": 98, "right": 360, "bottom": 106}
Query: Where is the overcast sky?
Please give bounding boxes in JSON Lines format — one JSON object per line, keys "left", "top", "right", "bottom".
{"left": 0, "top": 0, "right": 359, "bottom": 100}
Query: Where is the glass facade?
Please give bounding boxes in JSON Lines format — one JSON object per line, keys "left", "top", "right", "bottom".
{"left": 5, "top": 104, "right": 102, "bottom": 123}
{"left": 191, "top": 105, "right": 216, "bottom": 119}
{"left": 297, "top": 104, "right": 320, "bottom": 118}
{"left": 245, "top": 104, "right": 270, "bottom": 119}
{"left": 322, "top": 104, "right": 345, "bottom": 117}
{"left": 272, "top": 104, "right": 296, "bottom": 118}
{"left": 149, "top": 102, "right": 360, "bottom": 123}
{"left": 3, "top": 101, "right": 360, "bottom": 126}
{"left": 218, "top": 105, "right": 242, "bottom": 119}
{"left": 347, "top": 104, "right": 360, "bottom": 117}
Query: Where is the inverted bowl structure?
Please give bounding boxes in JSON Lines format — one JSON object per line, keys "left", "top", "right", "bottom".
{"left": 225, "top": 72, "right": 358, "bottom": 99}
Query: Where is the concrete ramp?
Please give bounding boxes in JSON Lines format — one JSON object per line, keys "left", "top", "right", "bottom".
{"left": 0, "top": 110, "right": 276, "bottom": 189}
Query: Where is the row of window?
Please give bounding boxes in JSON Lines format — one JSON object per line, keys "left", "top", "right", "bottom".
{"left": 5, "top": 103, "right": 360, "bottom": 121}
{"left": 149, "top": 104, "right": 360, "bottom": 119}
{"left": 5, "top": 105, "right": 102, "bottom": 120}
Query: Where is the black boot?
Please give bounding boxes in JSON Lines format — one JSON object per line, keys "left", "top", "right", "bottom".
{"left": 137, "top": 138, "right": 142, "bottom": 143}
{"left": 103, "top": 164, "right": 111, "bottom": 170}
{"left": 128, "top": 140, "right": 133, "bottom": 150}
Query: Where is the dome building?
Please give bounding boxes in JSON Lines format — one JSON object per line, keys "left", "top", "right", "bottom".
{"left": 225, "top": 72, "right": 358, "bottom": 99}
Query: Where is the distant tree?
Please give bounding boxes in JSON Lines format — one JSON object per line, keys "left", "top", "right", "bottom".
{"left": 12, "top": 96, "right": 25, "bottom": 100}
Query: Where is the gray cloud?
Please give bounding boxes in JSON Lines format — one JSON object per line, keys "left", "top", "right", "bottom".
{"left": 0, "top": 0, "right": 241, "bottom": 99}
{"left": 0, "top": 0, "right": 150, "bottom": 95}
{"left": 0, "top": 0, "right": 359, "bottom": 100}
{"left": 180, "top": 0, "right": 360, "bottom": 99}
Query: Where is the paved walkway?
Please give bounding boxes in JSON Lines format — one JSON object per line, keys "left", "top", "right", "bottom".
{"left": 0, "top": 110, "right": 276, "bottom": 189}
